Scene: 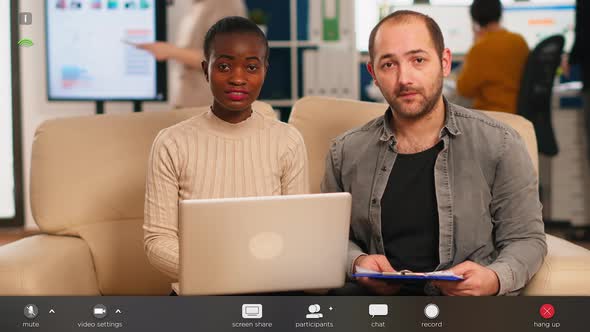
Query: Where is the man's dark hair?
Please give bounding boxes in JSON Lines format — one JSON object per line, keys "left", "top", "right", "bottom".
{"left": 203, "top": 16, "right": 269, "bottom": 61}
{"left": 368, "top": 10, "right": 445, "bottom": 63}
{"left": 470, "top": 0, "right": 502, "bottom": 27}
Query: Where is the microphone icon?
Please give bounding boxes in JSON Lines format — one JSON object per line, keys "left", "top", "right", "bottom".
{"left": 24, "top": 304, "right": 38, "bottom": 319}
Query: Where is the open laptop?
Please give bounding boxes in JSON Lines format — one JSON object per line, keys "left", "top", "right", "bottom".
{"left": 178, "top": 192, "right": 351, "bottom": 295}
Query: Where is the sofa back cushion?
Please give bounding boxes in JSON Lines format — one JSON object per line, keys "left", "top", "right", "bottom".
{"left": 30, "top": 102, "right": 274, "bottom": 294}
{"left": 31, "top": 101, "right": 275, "bottom": 233}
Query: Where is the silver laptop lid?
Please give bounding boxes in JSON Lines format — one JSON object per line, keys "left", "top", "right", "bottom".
{"left": 179, "top": 193, "right": 351, "bottom": 295}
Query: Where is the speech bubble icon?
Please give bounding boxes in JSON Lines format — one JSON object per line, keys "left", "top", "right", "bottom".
{"left": 369, "top": 304, "right": 388, "bottom": 318}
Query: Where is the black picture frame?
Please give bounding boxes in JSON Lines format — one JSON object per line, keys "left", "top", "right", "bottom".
{"left": 44, "top": 0, "right": 167, "bottom": 102}
{"left": 1, "top": 0, "right": 24, "bottom": 227}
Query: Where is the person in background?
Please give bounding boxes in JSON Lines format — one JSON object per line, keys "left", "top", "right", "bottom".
{"left": 137, "top": 0, "right": 247, "bottom": 108}
{"left": 562, "top": 0, "right": 589, "bottom": 160}
{"left": 144, "top": 17, "right": 309, "bottom": 287}
{"left": 456, "top": 0, "right": 529, "bottom": 114}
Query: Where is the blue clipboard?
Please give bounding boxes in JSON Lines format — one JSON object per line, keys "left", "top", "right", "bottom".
{"left": 352, "top": 273, "right": 463, "bottom": 281}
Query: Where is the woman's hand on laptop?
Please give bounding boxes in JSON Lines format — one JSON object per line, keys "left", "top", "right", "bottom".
{"left": 354, "top": 255, "right": 401, "bottom": 295}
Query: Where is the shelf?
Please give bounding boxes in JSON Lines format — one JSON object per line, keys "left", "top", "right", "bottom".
{"left": 268, "top": 41, "right": 295, "bottom": 48}
{"left": 246, "top": 0, "right": 359, "bottom": 121}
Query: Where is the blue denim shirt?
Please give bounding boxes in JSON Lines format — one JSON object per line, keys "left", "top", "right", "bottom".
{"left": 321, "top": 100, "right": 547, "bottom": 295}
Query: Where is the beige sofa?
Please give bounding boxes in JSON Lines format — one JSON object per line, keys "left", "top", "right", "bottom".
{"left": 289, "top": 96, "right": 590, "bottom": 295}
{"left": 0, "top": 96, "right": 588, "bottom": 295}
{"left": 0, "top": 102, "right": 275, "bottom": 295}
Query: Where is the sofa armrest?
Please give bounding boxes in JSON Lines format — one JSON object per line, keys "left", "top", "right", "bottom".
{"left": 522, "top": 234, "right": 590, "bottom": 295}
{"left": 0, "top": 234, "right": 100, "bottom": 295}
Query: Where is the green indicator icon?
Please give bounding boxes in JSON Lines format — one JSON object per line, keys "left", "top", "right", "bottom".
{"left": 18, "top": 38, "right": 34, "bottom": 47}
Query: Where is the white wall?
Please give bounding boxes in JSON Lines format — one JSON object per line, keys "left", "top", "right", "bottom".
{"left": 18, "top": 0, "right": 192, "bottom": 228}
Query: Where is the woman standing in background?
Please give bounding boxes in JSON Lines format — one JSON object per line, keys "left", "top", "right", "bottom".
{"left": 137, "top": 0, "right": 247, "bottom": 108}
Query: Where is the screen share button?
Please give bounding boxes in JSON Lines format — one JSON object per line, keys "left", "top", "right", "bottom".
{"left": 232, "top": 304, "right": 272, "bottom": 328}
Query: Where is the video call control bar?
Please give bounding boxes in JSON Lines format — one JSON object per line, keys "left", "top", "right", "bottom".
{"left": 1, "top": 296, "right": 587, "bottom": 331}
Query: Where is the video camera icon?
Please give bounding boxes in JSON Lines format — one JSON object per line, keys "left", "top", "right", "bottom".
{"left": 93, "top": 304, "right": 108, "bottom": 319}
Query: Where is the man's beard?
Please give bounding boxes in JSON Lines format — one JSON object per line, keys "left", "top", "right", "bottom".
{"left": 389, "top": 74, "right": 443, "bottom": 120}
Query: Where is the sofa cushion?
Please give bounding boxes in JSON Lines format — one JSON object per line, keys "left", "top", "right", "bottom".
{"left": 76, "top": 219, "right": 172, "bottom": 295}
{"left": 522, "top": 234, "right": 590, "bottom": 295}
{"left": 0, "top": 235, "right": 100, "bottom": 295}
{"left": 30, "top": 102, "right": 275, "bottom": 234}
{"left": 28, "top": 102, "right": 274, "bottom": 294}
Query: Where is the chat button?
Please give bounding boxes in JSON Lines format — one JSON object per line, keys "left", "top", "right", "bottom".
{"left": 369, "top": 304, "right": 388, "bottom": 318}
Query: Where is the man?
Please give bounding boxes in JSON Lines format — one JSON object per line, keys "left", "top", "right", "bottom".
{"left": 456, "top": 0, "right": 529, "bottom": 114}
{"left": 321, "top": 11, "right": 546, "bottom": 296}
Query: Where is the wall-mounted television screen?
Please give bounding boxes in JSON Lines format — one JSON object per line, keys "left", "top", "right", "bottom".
{"left": 46, "top": 0, "right": 167, "bottom": 101}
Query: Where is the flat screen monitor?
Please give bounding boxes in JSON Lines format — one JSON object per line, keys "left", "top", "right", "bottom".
{"left": 0, "top": 0, "right": 14, "bottom": 219}
{"left": 1, "top": 0, "right": 19, "bottom": 223}
{"left": 355, "top": 1, "right": 575, "bottom": 55}
{"left": 46, "top": 0, "right": 167, "bottom": 101}
{"left": 503, "top": 3, "right": 575, "bottom": 52}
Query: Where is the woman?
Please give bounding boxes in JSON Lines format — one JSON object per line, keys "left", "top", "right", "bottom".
{"left": 137, "top": 0, "right": 247, "bottom": 108}
{"left": 144, "top": 17, "right": 309, "bottom": 284}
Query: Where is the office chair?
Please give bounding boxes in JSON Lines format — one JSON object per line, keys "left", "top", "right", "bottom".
{"left": 516, "top": 35, "right": 568, "bottom": 229}
{"left": 516, "top": 34, "right": 565, "bottom": 156}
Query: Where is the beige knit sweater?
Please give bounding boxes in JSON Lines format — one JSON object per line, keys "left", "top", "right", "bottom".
{"left": 144, "top": 110, "right": 309, "bottom": 279}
